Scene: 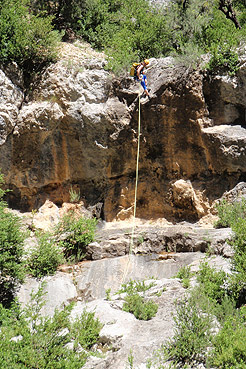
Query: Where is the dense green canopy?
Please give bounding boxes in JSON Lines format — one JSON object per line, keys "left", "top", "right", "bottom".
{"left": 0, "top": 0, "right": 246, "bottom": 77}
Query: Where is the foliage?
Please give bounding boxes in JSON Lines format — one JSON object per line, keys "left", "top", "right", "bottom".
{"left": 215, "top": 198, "right": 246, "bottom": 305}
{"left": 123, "top": 293, "right": 158, "bottom": 321}
{"left": 117, "top": 278, "right": 156, "bottom": 295}
{"left": 27, "top": 231, "right": 64, "bottom": 278}
{"left": 175, "top": 265, "right": 193, "bottom": 289}
{"left": 29, "top": 0, "right": 87, "bottom": 33}
{"left": 215, "top": 198, "right": 246, "bottom": 228}
{"left": 165, "top": 296, "right": 213, "bottom": 366}
{"left": 117, "top": 279, "right": 158, "bottom": 320}
{"left": 77, "top": 0, "right": 172, "bottom": 73}
{"left": 0, "top": 285, "right": 103, "bottom": 368}
{"left": 69, "top": 186, "right": 81, "bottom": 203}
{"left": 0, "top": 0, "right": 61, "bottom": 77}
{"left": 229, "top": 218, "right": 246, "bottom": 305}
{"left": 207, "top": 45, "right": 240, "bottom": 76}
{"left": 70, "top": 309, "right": 103, "bottom": 349}
{"left": 55, "top": 212, "right": 97, "bottom": 262}
{"left": 196, "top": 261, "right": 228, "bottom": 304}
{"left": 0, "top": 173, "right": 25, "bottom": 307}
{"left": 208, "top": 313, "right": 246, "bottom": 368}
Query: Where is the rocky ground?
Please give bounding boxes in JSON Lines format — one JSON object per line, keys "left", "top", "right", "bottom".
{"left": 17, "top": 202, "right": 233, "bottom": 369}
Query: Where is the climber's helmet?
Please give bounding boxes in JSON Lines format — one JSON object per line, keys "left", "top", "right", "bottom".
{"left": 144, "top": 59, "right": 150, "bottom": 66}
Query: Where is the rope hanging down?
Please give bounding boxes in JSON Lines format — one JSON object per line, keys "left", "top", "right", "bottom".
{"left": 122, "top": 93, "right": 141, "bottom": 283}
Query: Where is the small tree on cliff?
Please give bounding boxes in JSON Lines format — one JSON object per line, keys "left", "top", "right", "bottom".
{"left": 0, "top": 172, "right": 25, "bottom": 307}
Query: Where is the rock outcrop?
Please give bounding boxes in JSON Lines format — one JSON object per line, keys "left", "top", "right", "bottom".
{"left": 1, "top": 41, "right": 246, "bottom": 221}
{"left": 18, "top": 249, "right": 231, "bottom": 369}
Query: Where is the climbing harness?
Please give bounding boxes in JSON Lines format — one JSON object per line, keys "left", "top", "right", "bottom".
{"left": 122, "top": 92, "right": 141, "bottom": 283}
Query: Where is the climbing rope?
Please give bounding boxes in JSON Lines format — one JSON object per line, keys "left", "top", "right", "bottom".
{"left": 122, "top": 92, "right": 141, "bottom": 283}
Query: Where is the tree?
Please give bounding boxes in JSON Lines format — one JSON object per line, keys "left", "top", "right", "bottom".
{"left": 219, "top": 0, "right": 242, "bottom": 29}
{"left": 0, "top": 0, "right": 61, "bottom": 79}
{"left": 29, "top": 0, "right": 87, "bottom": 33}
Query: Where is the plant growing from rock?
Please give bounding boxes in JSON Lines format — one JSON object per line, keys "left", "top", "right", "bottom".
{"left": 208, "top": 312, "right": 246, "bottom": 368}
{"left": 175, "top": 265, "right": 193, "bottom": 289}
{"left": 0, "top": 284, "right": 103, "bottom": 368}
{"left": 215, "top": 198, "right": 246, "bottom": 228}
{"left": 55, "top": 212, "right": 97, "bottom": 262}
{"left": 27, "top": 231, "right": 64, "bottom": 278}
{"left": 69, "top": 186, "right": 81, "bottom": 203}
{"left": 123, "top": 293, "right": 158, "bottom": 321}
{"left": 117, "top": 279, "right": 158, "bottom": 321}
{"left": 0, "top": 172, "right": 25, "bottom": 307}
{"left": 70, "top": 309, "right": 103, "bottom": 350}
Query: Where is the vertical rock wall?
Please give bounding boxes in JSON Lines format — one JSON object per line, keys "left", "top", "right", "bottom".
{"left": 0, "top": 42, "right": 246, "bottom": 221}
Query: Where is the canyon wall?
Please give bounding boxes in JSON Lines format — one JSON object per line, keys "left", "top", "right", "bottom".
{"left": 1, "top": 42, "right": 246, "bottom": 222}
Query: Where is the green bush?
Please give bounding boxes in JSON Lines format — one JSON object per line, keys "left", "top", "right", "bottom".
{"left": 208, "top": 314, "right": 246, "bottom": 369}
{"left": 229, "top": 218, "right": 246, "bottom": 305}
{"left": 55, "top": 213, "right": 97, "bottom": 262}
{"left": 166, "top": 296, "right": 213, "bottom": 366}
{"left": 117, "top": 278, "right": 156, "bottom": 295}
{"left": 70, "top": 309, "right": 103, "bottom": 349}
{"left": 0, "top": 0, "right": 61, "bottom": 75}
{"left": 123, "top": 293, "right": 158, "bottom": 321}
{"left": 0, "top": 285, "right": 103, "bottom": 368}
{"left": 207, "top": 46, "right": 240, "bottom": 76}
{"left": 175, "top": 265, "right": 193, "bottom": 289}
{"left": 78, "top": 0, "right": 172, "bottom": 73}
{"left": 0, "top": 173, "right": 25, "bottom": 306}
{"left": 117, "top": 279, "right": 158, "bottom": 320}
{"left": 215, "top": 198, "right": 246, "bottom": 228}
{"left": 27, "top": 232, "right": 64, "bottom": 278}
{"left": 196, "top": 261, "right": 228, "bottom": 304}
{"left": 29, "top": 0, "right": 87, "bottom": 33}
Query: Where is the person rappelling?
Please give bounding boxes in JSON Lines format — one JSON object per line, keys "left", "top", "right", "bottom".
{"left": 130, "top": 59, "right": 150, "bottom": 100}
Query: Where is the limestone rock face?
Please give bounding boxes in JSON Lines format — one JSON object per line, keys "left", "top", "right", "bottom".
{"left": 0, "top": 42, "right": 246, "bottom": 221}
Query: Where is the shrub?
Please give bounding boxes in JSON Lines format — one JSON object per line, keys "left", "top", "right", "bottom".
{"left": 207, "top": 46, "right": 240, "bottom": 76}
{"left": 0, "top": 285, "right": 103, "bottom": 368}
{"left": 117, "top": 279, "right": 156, "bottom": 295}
{"left": 117, "top": 279, "right": 158, "bottom": 320}
{"left": 196, "top": 261, "right": 228, "bottom": 304}
{"left": 208, "top": 314, "right": 246, "bottom": 369}
{"left": 55, "top": 213, "right": 97, "bottom": 262}
{"left": 175, "top": 265, "right": 193, "bottom": 289}
{"left": 0, "top": 0, "right": 61, "bottom": 77}
{"left": 27, "top": 232, "right": 64, "bottom": 278}
{"left": 0, "top": 173, "right": 25, "bottom": 306}
{"left": 70, "top": 309, "right": 103, "bottom": 349}
{"left": 229, "top": 218, "right": 246, "bottom": 305}
{"left": 215, "top": 198, "right": 246, "bottom": 228}
{"left": 123, "top": 293, "right": 158, "bottom": 321}
{"left": 69, "top": 186, "right": 81, "bottom": 203}
{"left": 166, "top": 296, "right": 213, "bottom": 365}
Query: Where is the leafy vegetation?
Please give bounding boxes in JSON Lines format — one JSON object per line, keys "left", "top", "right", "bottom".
{"left": 0, "top": 173, "right": 25, "bottom": 307}
{"left": 148, "top": 198, "right": 246, "bottom": 368}
{"left": 55, "top": 212, "right": 97, "bottom": 262}
{"left": 117, "top": 279, "right": 158, "bottom": 321}
{"left": 116, "top": 278, "right": 156, "bottom": 295}
{"left": 0, "top": 0, "right": 61, "bottom": 82}
{"left": 123, "top": 293, "right": 158, "bottom": 321}
{"left": 0, "top": 285, "right": 103, "bottom": 368}
{"left": 208, "top": 313, "right": 246, "bottom": 369}
{"left": 1, "top": 0, "right": 245, "bottom": 75}
{"left": 27, "top": 232, "right": 64, "bottom": 278}
{"left": 175, "top": 265, "right": 193, "bottom": 288}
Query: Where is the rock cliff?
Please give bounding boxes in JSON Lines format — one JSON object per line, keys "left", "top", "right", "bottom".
{"left": 1, "top": 41, "right": 246, "bottom": 222}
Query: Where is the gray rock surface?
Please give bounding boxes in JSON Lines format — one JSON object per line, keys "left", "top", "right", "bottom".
{"left": 17, "top": 224, "right": 231, "bottom": 368}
